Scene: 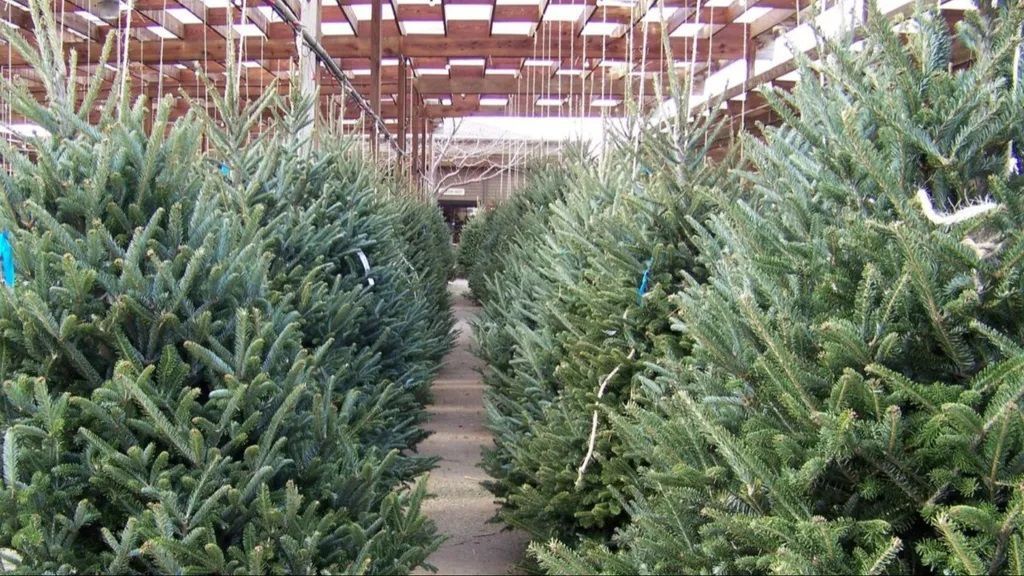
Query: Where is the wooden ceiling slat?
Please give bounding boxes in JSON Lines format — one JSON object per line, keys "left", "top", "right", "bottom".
{"left": 3, "top": 31, "right": 747, "bottom": 65}
{"left": 1, "top": 0, "right": 850, "bottom": 123}
{"left": 492, "top": 5, "right": 540, "bottom": 21}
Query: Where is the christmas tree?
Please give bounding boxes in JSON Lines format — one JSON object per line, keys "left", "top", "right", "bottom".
{"left": 474, "top": 91, "right": 733, "bottom": 549}
{"left": 458, "top": 160, "right": 572, "bottom": 302}
{"left": 529, "top": 2, "right": 1024, "bottom": 574}
{"left": 0, "top": 2, "right": 451, "bottom": 572}
{"left": 200, "top": 81, "right": 455, "bottom": 462}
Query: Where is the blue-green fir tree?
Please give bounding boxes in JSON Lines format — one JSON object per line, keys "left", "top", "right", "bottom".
{"left": 0, "top": 2, "right": 451, "bottom": 572}
{"left": 528, "top": 3, "right": 1024, "bottom": 574}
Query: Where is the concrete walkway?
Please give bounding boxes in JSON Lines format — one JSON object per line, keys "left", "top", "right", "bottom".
{"left": 415, "top": 280, "right": 528, "bottom": 576}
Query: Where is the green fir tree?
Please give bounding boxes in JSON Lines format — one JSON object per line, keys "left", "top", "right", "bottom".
{"left": 0, "top": 2, "right": 451, "bottom": 573}
{"left": 528, "top": 3, "right": 1024, "bottom": 574}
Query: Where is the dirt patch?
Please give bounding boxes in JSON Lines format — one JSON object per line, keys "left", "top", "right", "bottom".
{"left": 415, "top": 280, "right": 528, "bottom": 576}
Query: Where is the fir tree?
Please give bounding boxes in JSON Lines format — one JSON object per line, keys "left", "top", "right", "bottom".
{"left": 475, "top": 96, "right": 733, "bottom": 546}
{"left": 0, "top": 2, "right": 450, "bottom": 572}
{"left": 529, "top": 3, "right": 1024, "bottom": 574}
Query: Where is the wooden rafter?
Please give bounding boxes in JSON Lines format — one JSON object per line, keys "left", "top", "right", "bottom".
{"left": 0, "top": 0, "right": 974, "bottom": 125}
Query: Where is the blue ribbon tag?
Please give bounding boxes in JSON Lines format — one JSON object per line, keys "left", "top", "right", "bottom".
{"left": 637, "top": 258, "right": 652, "bottom": 306}
{"left": 220, "top": 163, "right": 230, "bottom": 177}
{"left": 0, "top": 230, "right": 15, "bottom": 287}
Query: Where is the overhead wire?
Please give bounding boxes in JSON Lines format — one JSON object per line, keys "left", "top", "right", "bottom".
{"left": 265, "top": 0, "right": 403, "bottom": 156}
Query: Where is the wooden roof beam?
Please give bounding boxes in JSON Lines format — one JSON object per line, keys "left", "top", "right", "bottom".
{"left": 2, "top": 32, "right": 748, "bottom": 66}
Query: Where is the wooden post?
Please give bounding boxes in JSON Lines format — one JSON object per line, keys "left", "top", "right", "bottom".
{"left": 369, "top": 0, "right": 382, "bottom": 158}
{"left": 411, "top": 92, "right": 420, "bottom": 187}
{"left": 421, "top": 117, "right": 429, "bottom": 179}
{"left": 398, "top": 56, "right": 408, "bottom": 152}
{"left": 297, "top": 0, "right": 321, "bottom": 148}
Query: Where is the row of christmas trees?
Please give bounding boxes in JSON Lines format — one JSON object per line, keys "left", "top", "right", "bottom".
{"left": 0, "top": 2, "right": 454, "bottom": 573}
{"left": 463, "top": 3, "right": 1024, "bottom": 573}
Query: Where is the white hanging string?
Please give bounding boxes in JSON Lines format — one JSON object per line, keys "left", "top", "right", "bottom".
{"left": 118, "top": 0, "right": 135, "bottom": 109}
{"left": 237, "top": 0, "right": 250, "bottom": 99}
{"left": 155, "top": 0, "right": 168, "bottom": 105}
{"left": 740, "top": 21, "right": 748, "bottom": 133}
{"left": 633, "top": 6, "right": 650, "bottom": 173}
{"left": 703, "top": 2, "right": 714, "bottom": 147}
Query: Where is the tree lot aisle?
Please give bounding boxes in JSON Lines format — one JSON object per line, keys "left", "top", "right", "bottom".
{"left": 416, "top": 280, "right": 528, "bottom": 576}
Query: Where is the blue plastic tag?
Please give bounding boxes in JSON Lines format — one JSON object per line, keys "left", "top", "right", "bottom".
{"left": 0, "top": 230, "right": 15, "bottom": 287}
{"left": 220, "top": 163, "right": 230, "bottom": 177}
{"left": 637, "top": 258, "right": 652, "bottom": 306}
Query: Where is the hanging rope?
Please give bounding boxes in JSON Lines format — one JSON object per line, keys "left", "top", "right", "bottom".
{"left": 740, "top": 21, "right": 748, "bottom": 133}
{"left": 155, "top": 0, "right": 168, "bottom": 105}
{"left": 237, "top": 0, "right": 251, "bottom": 96}
{"left": 201, "top": 5, "right": 210, "bottom": 127}
{"left": 118, "top": 0, "right": 135, "bottom": 109}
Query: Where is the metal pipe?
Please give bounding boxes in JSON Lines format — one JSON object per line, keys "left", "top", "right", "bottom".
{"left": 265, "top": 0, "right": 404, "bottom": 156}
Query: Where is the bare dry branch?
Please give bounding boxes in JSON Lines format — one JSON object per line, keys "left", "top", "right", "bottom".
{"left": 423, "top": 119, "right": 545, "bottom": 199}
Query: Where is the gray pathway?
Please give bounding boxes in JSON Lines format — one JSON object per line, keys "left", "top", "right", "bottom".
{"left": 415, "top": 280, "right": 528, "bottom": 576}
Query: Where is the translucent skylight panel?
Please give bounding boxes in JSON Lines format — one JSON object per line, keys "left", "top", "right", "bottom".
{"left": 703, "top": 0, "right": 733, "bottom": 6}
{"left": 486, "top": 68, "right": 520, "bottom": 76}
{"left": 642, "top": 6, "right": 678, "bottom": 22}
{"left": 491, "top": 21, "right": 535, "bottom": 35}
{"left": 401, "top": 20, "right": 445, "bottom": 34}
{"left": 202, "top": 0, "right": 232, "bottom": 8}
{"left": 255, "top": 6, "right": 283, "bottom": 22}
{"left": 147, "top": 25, "right": 177, "bottom": 38}
{"left": 556, "top": 68, "right": 586, "bottom": 76}
{"left": 591, "top": 97, "right": 621, "bottom": 107}
{"left": 232, "top": 23, "right": 265, "bottom": 37}
{"left": 165, "top": 8, "right": 201, "bottom": 24}
{"left": 321, "top": 21, "right": 354, "bottom": 35}
{"left": 480, "top": 96, "right": 509, "bottom": 106}
{"left": 735, "top": 6, "right": 771, "bottom": 23}
{"left": 417, "top": 67, "right": 451, "bottom": 75}
{"left": 75, "top": 10, "right": 105, "bottom": 24}
{"left": 450, "top": 58, "right": 486, "bottom": 66}
{"left": 543, "top": 4, "right": 586, "bottom": 21}
{"left": 496, "top": 0, "right": 540, "bottom": 5}
{"left": 524, "top": 58, "right": 554, "bottom": 67}
{"left": 351, "top": 3, "right": 395, "bottom": 21}
{"left": 242, "top": 61, "right": 262, "bottom": 68}
{"left": 446, "top": 4, "right": 493, "bottom": 20}
{"left": 701, "top": 58, "right": 746, "bottom": 96}
{"left": 382, "top": 58, "right": 400, "bottom": 66}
